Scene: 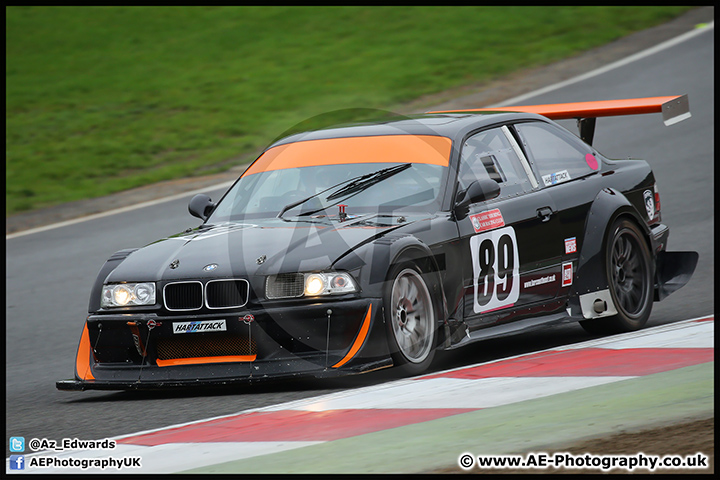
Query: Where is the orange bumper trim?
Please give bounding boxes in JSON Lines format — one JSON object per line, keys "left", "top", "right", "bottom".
{"left": 156, "top": 355, "right": 257, "bottom": 367}
{"left": 332, "top": 304, "right": 373, "bottom": 369}
{"left": 75, "top": 324, "right": 95, "bottom": 381}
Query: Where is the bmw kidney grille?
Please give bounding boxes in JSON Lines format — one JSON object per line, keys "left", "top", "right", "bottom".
{"left": 163, "top": 279, "right": 249, "bottom": 311}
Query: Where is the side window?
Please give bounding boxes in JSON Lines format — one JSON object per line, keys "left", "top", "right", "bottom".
{"left": 458, "top": 127, "right": 532, "bottom": 198}
{"left": 514, "top": 122, "right": 597, "bottom": 187}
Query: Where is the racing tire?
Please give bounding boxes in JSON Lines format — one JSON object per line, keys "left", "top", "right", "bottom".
{"left": 580, "top": 218, "right": 654, "bottom": 335}
{"left": 384, "top": 262, "right": 437, "bottom": 375}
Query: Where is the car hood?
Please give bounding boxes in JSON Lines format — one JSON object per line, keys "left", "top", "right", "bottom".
{"left": 105, "top": 214, "right": 429, "bottom": 283}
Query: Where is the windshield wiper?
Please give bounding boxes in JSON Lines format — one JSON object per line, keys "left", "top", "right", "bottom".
{"left": 325, "top": 163, "right": 411, "bottom": 201}
{"left": 277, "top": 182, "right": 343, "bottom": 219}
{"left": 277, "top": 163, "right": 411, "bottom": 219}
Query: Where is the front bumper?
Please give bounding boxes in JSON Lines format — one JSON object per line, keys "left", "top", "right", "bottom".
{"left": 57, "top": 298, "right": 392, "bottom": 391}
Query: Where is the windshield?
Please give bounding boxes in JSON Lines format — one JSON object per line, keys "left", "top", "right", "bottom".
{"left": 209, "top": 162, "right": 447, "bottom": 222}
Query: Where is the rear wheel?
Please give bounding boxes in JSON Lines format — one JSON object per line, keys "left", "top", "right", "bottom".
{"left": 384, "top": 263, "right": 437, "bottom": 374}
{"left": 580, "top": 218, "right": 653, "bottom": 335}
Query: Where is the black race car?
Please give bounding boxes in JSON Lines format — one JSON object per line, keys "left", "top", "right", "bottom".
{"left": 57, "top": 95, "right": 698, "bottom": 390}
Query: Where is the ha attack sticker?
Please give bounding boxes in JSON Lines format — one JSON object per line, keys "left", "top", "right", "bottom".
{"left": 643, "top": 189, "right": 655, "bottom": 220}
{"left": 173, "top": 319, "right": 227, "bottom": 334}
{"left": 542, "top": 170, "right": 571, "bottom": 187}
{"left": 469, "top": 209, "right": 505, "bottom": 233}
{"left": 470, "top": 225, "right": 520, "bottom": 313}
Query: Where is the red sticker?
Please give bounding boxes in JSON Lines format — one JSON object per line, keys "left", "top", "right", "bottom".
{"left": 562, "top": 262, "right": 573, "bottom": 287}
{"left": 585, "top": 153, "right": 598, "bottom": 171}
{"left": 564, "top": 237, "right": 577, "bottom": 254}
{"left": 470, "top": 209, "right": 505, "bottom": 233}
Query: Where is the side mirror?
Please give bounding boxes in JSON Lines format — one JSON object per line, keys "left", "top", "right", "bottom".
{"left": 454, "top": 179, "right": 500, "bottom": 219}
{"left": 188, "top": 194, "right": 215, "bottom": 221}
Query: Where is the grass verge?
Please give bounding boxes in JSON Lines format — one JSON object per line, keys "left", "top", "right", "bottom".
{"left": 6, "top": 6, "right": 692, "bottom": 214}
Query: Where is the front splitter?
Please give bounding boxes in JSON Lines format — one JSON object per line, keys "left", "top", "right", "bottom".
{"left": 56, "top": 357, "right": 393, "bottom": 391}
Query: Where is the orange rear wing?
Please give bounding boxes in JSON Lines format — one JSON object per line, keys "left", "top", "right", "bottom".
{"left": 429, "top": 95, "right": 690, "bottom": 145}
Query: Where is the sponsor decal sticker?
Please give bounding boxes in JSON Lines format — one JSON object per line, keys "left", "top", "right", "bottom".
{"left": 564, "top": 237, "right": 577, "bottom": 254}
{"left": 542, "top": 170, "right": 571, "bottom": 187}
{"left": 643, "top": 189, "right": 655, "bottom": 220}
{"left": 585, "top": 153, "right": 599, "bottom": 171}
{"left": 173, "top": 319, "right": 227, "bottom": 334}
{"left": 562, "top": 262, "right": 573, "bottom": 287}
{"left": 470, "top": 225, "right": 520, "bottom": 313}
{"left": 524, "top": 274, "right": 556, "bottom": 289}
{"left": 470, "top": 209, "right": 505, "bottom": 233}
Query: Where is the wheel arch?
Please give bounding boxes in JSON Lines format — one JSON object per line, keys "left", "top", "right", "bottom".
{"left": 389, "top": 240, "right": 448, "bottom": 318}
{"left": 572, "top": 188, "right": 654, "bottom": 316}
{"left": 87, "top": 248, "right": 138, "bottom": 313}
{"left": 382, "top": 242, "right": 447, "bottom": 373}
{"left": 378, "top": 236, "right": 450, "bottom": 353}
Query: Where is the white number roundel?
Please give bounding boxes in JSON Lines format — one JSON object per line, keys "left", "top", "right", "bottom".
{"left": 470, "top": 226, "right": 520, "bottom": 314}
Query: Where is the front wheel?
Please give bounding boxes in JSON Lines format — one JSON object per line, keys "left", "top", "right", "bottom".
{"left": 384, "top": 263, "right": 437, "bottom": 375}
{"left": 580, "top": 218, "right": 654, "bottom": 335}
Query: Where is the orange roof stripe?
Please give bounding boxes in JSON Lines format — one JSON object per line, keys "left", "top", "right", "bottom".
{"left": 244, "top": 135, "right": 452, "bottom": 177}
{"left": 428, "top": 96, "right": 684, "bottom": 120}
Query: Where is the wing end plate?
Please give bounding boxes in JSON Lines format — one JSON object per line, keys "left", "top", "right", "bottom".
{"left": 662, "top": 94, "right": 691, "bottom": 126}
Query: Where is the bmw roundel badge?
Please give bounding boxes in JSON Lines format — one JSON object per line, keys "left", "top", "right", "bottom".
{"left": 203, "top": 263, "right": 218, "bottom": 272}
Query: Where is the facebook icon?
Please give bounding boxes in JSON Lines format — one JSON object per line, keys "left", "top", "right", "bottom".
{"left": 9, "top": 455, "right": 25, "bottom": 470}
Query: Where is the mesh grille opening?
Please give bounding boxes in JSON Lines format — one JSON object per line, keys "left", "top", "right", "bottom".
{"left": 266, "top": 273, "right": 304, "bottom": 299}
{"left": 156, "top": 334, "right": 256, "bottom": 360}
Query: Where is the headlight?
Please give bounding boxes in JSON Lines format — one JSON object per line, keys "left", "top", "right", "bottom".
{"left": 304, "top": 272, "right": 357, "bottom": 296}
{"left": 265, "top": 272, "right": 357, "bottom": 299}
{"left": 101, "top": 283, "right": 156, "bottom": 307}
{"left": 304, "top": 274, "right": 326, "bottom": 296}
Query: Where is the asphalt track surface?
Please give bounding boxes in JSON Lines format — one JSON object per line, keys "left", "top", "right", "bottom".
{"left": 5, "top": 15, "right": 714, "bottom": 456}
{"left": 8, "top": 317, "right": 714, "bottom": 474}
